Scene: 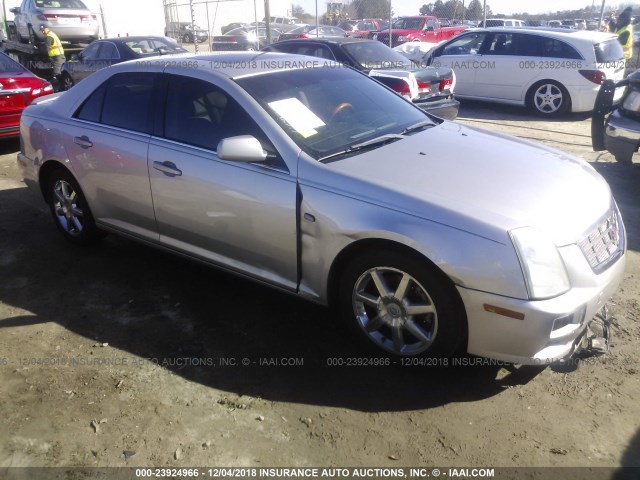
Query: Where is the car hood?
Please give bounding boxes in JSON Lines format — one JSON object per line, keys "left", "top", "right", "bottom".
{"left": 310, "top": 122, "right": 612, "bottom": 246}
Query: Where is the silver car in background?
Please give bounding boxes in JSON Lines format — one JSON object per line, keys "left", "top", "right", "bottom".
{"left": 17, "top": 53, "right": 626, "bottom": 365}
{"left": 11, "top": 0, "right": 99, "bottom": 44}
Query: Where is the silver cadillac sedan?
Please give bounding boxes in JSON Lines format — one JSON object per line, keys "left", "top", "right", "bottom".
{"left": 17, "top": 52, "right": 626, "bottom": 365}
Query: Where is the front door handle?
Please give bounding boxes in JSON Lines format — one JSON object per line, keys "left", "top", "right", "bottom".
{"left": 73, "top": 135, "right": 93, "bottom": 148}
{"left": 153, "top": 161, "right": 182, "bottom": 177}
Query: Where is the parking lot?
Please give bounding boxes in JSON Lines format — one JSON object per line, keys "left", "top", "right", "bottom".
{"left": 0, "top": 100, "right": 639, "bottom": 472}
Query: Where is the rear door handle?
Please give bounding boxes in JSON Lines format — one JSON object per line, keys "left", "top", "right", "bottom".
{"left": 152, "top": 161, "right": 182, "bottom": 177}
{"left": 73, "top": 136, "right": 93, "bottom": 148}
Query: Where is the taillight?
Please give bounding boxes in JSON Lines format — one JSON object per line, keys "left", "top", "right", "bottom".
{"left": 80, "top": 15, "right": 97, "bottom": 23}
{"left": 297, "top": 33, "right": 309, "bottom": 38}
{"left": 439, "top": 78, "right": 453, "bottom": 91}
{"left": 386, "top": 79, "right": 412, "bottom": 99}
{"left": 579, "top": 69, "right": 606, "bottom": 84}
{"left": 417, "top": 79, "right": 431, "bottom": 90}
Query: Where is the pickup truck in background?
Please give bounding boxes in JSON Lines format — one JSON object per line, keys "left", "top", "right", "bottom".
{"left": 374, "top": 16, "right": 467, "bottom": 48}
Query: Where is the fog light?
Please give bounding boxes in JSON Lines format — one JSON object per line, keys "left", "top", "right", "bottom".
{"left": 552, "top": 305, "right": 586, "bottom": 331}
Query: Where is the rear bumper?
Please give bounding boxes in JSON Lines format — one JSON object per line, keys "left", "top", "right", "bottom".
{"left": 35, "top": 24, "right": 98, "bottom": 42}
{"left": 604, "top": 109, "right": 640, "bottom": 160}
{"left": 415, "top": 96, "right": 460, "bottom": 121}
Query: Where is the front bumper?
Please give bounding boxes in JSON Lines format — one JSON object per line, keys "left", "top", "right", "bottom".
{"left": 458, "top": 243, "right": 626, "bottom": 365}
{"left": 603, "top": 109, "right": 640, "bottom": 161}
{"left": 415, "top": 96, "right": 460, "bottom": 121}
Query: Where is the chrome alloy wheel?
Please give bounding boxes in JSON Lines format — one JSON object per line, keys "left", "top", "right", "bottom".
{"left": 352, "top": 267, "right": 438, "bottom": 355}
{"left": 52, "top": 180, "right": 84, "bottom": 236}
{"left": 533, "top": 83, "right": 564, "bottom": 114}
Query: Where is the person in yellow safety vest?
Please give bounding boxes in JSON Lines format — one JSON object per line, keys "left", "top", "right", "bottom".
{"left": 39, "top": 24, "right": 65, "bottom": 90}
{"left": 615, "top": 7, "right": 634, "bottom": 63}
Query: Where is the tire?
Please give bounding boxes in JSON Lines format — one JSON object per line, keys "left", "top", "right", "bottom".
{"left": 182, "top": 33, "right": 192, "bottom": 43}
{"left": 614, "top": 153, "right": 633, "bottom": 165}
{"left": 45, "top": 168, "right": 104, "bottom": 245}
{"left": 61, "top": 73, "right": 75, "bottom": 91}
{"left": 527, "top": 80, "right": 571, "bottom": 117}
{"left": 338, "top": 249, "right": 466, "bottom": 358}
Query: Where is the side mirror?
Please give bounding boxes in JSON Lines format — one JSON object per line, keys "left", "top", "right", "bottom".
{"left": 9, "top": 7, "right": 20, "bottom": 14}
{"left": 71, "top": 53, "right": 79, "bottom": 61}
{"left": 217, "top": 135, "right": 267, "bottom": 162}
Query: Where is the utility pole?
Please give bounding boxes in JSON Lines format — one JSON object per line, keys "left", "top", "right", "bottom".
{"left": 482, "top": 0, "right": 487, "bottom": 27}
{"left": 265, "top": 0, "right": 271, "bottom": 44}
{"left": 190, "top": 0, "right": 197, "bottom": 53}
{"left": 389, "top": 0, "right": 392, "bottom": 48}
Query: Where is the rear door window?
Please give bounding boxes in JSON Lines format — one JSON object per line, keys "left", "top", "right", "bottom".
{"left": 74, "top": 72, "right": 159, "bottom": 133}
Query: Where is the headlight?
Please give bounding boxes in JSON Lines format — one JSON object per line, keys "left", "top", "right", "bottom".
{"left": 397, "top": 35, "right": 408, "bottom": 42}
{"left": 622, "top": 90, "right": 640, "bottom": 112}
{"left": 510, "top": 227, "right": 570, "bottom": 300}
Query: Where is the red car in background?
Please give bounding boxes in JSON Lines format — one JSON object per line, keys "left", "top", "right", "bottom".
{"left": 0, "top": 52, "right": 53, "bottom": 138}
{"left": 340, "top": 19, "right": 388, "bottom": 38}
{"left": 375, "top": 16, "right": 466, "bottom": 47}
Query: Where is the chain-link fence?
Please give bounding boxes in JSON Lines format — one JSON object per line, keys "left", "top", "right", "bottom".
{"left": 160, "top": 0, "right": 640, "bottom": 52}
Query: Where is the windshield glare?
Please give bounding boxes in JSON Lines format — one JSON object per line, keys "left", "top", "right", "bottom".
{"left": 236, "top": 67, "right": 431, "bottom": 160}
{"left": 342, "top": 41, "right": 411, "bottom": 69}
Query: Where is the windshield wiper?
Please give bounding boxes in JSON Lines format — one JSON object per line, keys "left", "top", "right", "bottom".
{"left": 318, "top": 134, "right": 405, "bottom": 163}
{"left": 401, "top": 120, "right": 435, "bottom": 135}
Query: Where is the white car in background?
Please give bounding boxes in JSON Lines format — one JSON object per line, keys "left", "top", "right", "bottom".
{"left": 426, "top": 27, "right": 626, "bottom": 116}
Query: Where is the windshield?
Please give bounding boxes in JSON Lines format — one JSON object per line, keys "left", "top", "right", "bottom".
{"left": 289, "top": 25, "right": 313, "bottom": 34}
{"left": 236, "top": 67, "right": 430, "bottom": 161}
{"left": 35, "top": 0, "right": 87, "bottom": 7}
{"left": 342, "top": 41, "right": 411, "bottom": 69}
{"left": 392, "top": 18, "right": 426, "bottom": 30}
{"left": 0, "top": 53, "right": 26, "bottom": 74}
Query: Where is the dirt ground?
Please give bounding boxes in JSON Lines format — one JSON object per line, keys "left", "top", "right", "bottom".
{"left": 0, "top": 101, "right": 639, "bottom": 476}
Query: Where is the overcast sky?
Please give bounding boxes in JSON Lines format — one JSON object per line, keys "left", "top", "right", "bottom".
{"left": 294, "top": 0, "right": 610, "bottom": 17}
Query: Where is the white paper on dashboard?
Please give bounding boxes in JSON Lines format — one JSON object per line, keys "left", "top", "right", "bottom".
{"left": 267, "top": 98, "right": 326, "bottom": 138}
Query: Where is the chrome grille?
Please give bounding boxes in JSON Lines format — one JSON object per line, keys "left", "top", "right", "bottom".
{"left": 578, "top": 209, "right": 623, "bottom": 272}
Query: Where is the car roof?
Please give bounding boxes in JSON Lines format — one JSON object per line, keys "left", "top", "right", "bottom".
{"left": 112, "top": 51, "right": 340, "bottom": 79}
{"left": 479, "top": 27, "right": 617, "bottom": 42}
{"left": 100, "top": 36, "right": 177, "bottom": 43}
{"left": 274, "top": 37, "right": 374, "bottom": 46}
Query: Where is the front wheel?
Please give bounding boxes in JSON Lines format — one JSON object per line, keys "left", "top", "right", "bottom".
{"left": 527, "top": 80, "right": 571, "bottom": 116}
{"left": 614, "top": 153, "right": 633, "bottom": 164}
{"left": 338, "top": 250, "right": 466, "bottom": 358}
{"left": 182, "top": 33, "right": 193, "bottom": 43}
{"left": 45, "top": 168, "right": 104, "bottom": 245}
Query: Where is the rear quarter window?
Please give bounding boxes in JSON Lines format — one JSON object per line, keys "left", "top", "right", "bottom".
{"left": 538, "top": 37, "right": 582, "bottom": 59}
{"left": 594, "top": 39, "right": 624, "bottom": 62}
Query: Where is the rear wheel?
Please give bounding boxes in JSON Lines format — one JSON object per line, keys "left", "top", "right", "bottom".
{"left": 527, "top": 80, "right": 571, "bottom": 116}
{"left": 61, "top": 73, "right": 74, "bottom": 91}
{"left": 339, "top": 250, "right": 466, "bottom": 358}
{"left": 45, "top": 168, "right": 104, "bottom": 245}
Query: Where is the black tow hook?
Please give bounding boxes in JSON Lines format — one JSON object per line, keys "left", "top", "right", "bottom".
{"left": 577, "top": 305, "right": 611, "bottom": 357}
